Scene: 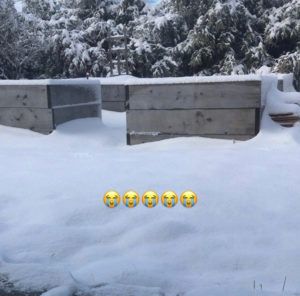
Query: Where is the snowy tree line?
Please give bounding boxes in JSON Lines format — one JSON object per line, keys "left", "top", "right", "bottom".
{"left": 0, "top": 0, "right": 299, "bottom": 89}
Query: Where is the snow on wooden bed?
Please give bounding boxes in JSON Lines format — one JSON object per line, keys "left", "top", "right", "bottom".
{"left": 99, "top": 74, "right": 290, "bottom": 112}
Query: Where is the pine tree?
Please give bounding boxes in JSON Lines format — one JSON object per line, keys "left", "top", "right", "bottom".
{"left": 23, "top": 0, "right": 60, "bottom": 20}
{"left": 0, "top": 0, "right": 21, "bottom": 79}
{"left": 274, "top": 48, "right": 300, "bottom": 90}
{"left": 116, "top": 0, "right": 146, "bottom": 24}
{"left": 184, "top": 0, "right": 260, "bottom": 75}
{"left": 1, "top": 0, "right": 298, "bottom": 82}
{"left": 264, "top": 0, "right": 300, "bottom": 58}
{"left": 129, "top": 2, "right": 187, "bottom": 77}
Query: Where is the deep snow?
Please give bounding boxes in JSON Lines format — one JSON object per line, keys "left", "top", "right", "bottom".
{"left": 1, "top": 76, "right": 300, "bottom": 296}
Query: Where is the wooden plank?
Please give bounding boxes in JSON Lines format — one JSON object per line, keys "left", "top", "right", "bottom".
{"left": 127, "top": 109, "right": 256, "bottom": 135}
{"left": 0, "top": 107, "right": 53, "bottom": 133}
{"left": 102, "top": 101, "right": 126, "bottom": 112}
{"left": 128, "top": 133, "right": 255, "bottom": 145}
{"left": 129, "top": 81, "right": 261, "bottom": 109}
{"left": 0, "top": 85, "right": 48, "bottom": 108}
{"left": 102, "top": 85, "right": 126, "bottom": 102}
{"left": 53, "top": 103, "right": 101, "bottom": 126}
{"left": 49, "top": 84, "right": 101, "bottom": 107}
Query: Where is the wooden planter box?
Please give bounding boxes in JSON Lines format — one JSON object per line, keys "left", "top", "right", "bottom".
{"left": 0, "top": 80, "right": 101, "bottom": 134}
{"left": 126, "top": 79, "right": 261, "bottom": 145}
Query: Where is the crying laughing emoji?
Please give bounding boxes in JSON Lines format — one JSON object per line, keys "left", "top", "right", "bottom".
{"left": 180, "top": 191, "right": 197, "bottom": 208}
{"left": 103, "top": 191, "right": 121, "bottom": 208}
{"left": 161, "top": 191, "right": 178, "bottom": 208}
{"left": 142, "top": 191, "right": 159, "bottom": 208}
{"left": 123, "top": 191, "right": 139, "bottom": 208}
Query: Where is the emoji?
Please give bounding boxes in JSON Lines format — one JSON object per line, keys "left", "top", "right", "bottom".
{"left": 161, "top": 191, "right": 178, "bottom": 208}
{"left": 180, "top": 191, "right": 197, "bottom": 208}
{"left": 103, "top": 191, "right": 121, "bottom": 208}
{"left": 142, "top": 191, "right": 159, "bottom": 208}
{"left": 123, "top": 191, "right": 139, "bottom": 208}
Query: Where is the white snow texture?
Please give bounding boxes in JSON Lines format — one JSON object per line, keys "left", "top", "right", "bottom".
{"left": 0, "top": 75, "right": 300, "bottom": 296}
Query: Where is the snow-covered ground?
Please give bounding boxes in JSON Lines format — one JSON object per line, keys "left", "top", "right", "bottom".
{"left": 0, "top": 104, "right": 300, "bottom": 296}
{"left": 0, "top": 73, "right": 300, "bottom": 295}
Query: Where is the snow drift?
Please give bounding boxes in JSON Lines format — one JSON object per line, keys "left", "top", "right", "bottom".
{"left": 0, "top": 76, "right": 300, "bottom": 296}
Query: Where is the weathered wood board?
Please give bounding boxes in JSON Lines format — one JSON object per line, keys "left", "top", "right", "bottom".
{"left": 101, "top": 84, "right": 126, "bottom": 112}
{"left": 102, "top": 85, "right": 126, "bottom": 102}
{"left": 102, "top": 101, "right": 126, "bottom": 112}
{"left": 127, "top": 109, "right": 256, "bottom": 135}
{"left": 49, "top": 84, "right": 101, "bottom": 107}
{"left": 0, "top": 85, "right": 48, "bottom": 108}
{"left": 53, "top": 103, "right": 101, "bottom": 125}
{"left": 129, "top": 81, "right": 261, "bottom": 109}
{"left": 0, "top": 107, "right": 53, "bottom": 134}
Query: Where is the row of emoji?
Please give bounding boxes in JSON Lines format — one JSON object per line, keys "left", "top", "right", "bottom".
{"left": 103, "top": 190, "right": 197, "bottom": 208}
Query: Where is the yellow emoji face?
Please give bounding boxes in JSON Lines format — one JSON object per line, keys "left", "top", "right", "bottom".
{"left": 161, "top": 191, "right": 178, "bottom": 208}
{"left": 142, "top": 191, "right": 159, "bottom": 208}
{"left": 180, "top": 191, "right": 197, "bottom": 208}
{"left": 123, "top": 191, "right": 139, "bottom": 208}
{"left": 103, "top": 191, "right": 121, "bottom": 208}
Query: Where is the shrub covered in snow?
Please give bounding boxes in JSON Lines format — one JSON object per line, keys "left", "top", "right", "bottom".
{"left": 0, "top": 0, "right": 299, "bottom": 87}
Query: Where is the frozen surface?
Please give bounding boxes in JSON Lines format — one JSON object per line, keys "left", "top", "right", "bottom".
{"left": 0, "top": 78, "right": 300, "bottom": 296}
{"left": 1, "top": 73, "right": 293, "bottom": 88}
{"left": 0, "top": 74, "right": 261, "bottom": 86}
{"left": 99, "top": 74, "right": 261, "bottom": 85}
{"left": 0, "top": 79, "right": 100, "bottom": 86}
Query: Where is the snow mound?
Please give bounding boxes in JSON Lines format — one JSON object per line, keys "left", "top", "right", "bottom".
{"left": 0, "top": 77, "right": 300, "bottom": 296}
{"left": 267, "top": 85, "right": 300, "bottom": 116}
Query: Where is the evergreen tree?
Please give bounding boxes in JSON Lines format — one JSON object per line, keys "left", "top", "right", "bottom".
{"left": 23, "top": 0, "right": 60, "bottom": 20}
{"left": 183, "top": 0, "right": 260, "bottom": 75}
{"left": 264, "top": 0, "right": 300, "bottom": 58}
{"left": 0, "top": 0, "right": 21, "bottom": 79}
{"left": 0, "top": 0, "right": 298, "bottom": 83}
